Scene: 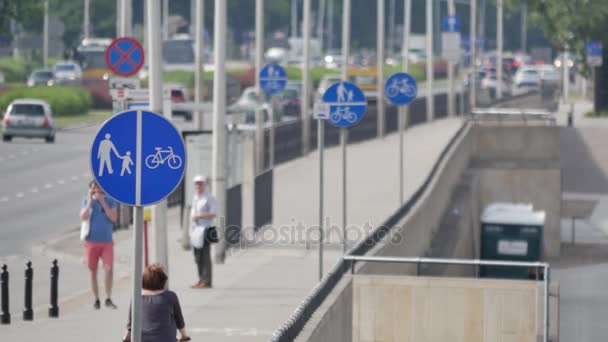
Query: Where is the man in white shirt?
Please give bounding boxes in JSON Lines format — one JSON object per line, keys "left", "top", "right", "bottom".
{"left": 189, "top": 175, "right": 217, "bottom": 289}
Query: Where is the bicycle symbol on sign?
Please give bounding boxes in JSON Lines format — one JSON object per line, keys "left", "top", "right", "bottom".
{"left": 145, "top": 146, "right": 183, "bottom": 170}
{"left": 386, "top": 78, "right": 417, "bottom": 98}
{"left": 330, "top": 106, "right": 358, "bottom": 124}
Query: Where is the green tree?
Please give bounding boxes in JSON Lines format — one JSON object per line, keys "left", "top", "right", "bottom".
{"left": 50, "top": 0, "right": 116, "bottom": 50}
{"left": 0, "top": 0, "right": 43, "bottom": 42}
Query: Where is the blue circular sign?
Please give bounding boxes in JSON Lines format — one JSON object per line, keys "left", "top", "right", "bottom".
{"left": 90, "top": 110, "right": 186, "bottom": 206}
{"left": 259, "top": 63, "right": 288, "bottom": 94}
{"left": 322, "top": 81, "right": 367, "bottom": 128}
{"left": 105, "top": 37, "right": 145, "bottom": 77}
{"left": 384, "top": 72, "right": 418, "bottom": 106}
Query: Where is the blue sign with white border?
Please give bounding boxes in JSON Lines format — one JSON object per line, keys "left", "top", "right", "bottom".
{"left": 322, "top": 81, "right": 367, "bottom": 128}
{"left": 586, "top": 41, "right": 603, "bottom": 67}
{"left": 442, "top": 16, "right": 461, "bottom": 32}
{"left": 384, "top": 73, "right": 418, "bottom": 106}
{"left": 259, "top": 63, "right": 288, "bottom": 94}
{"left": 90, "top": 110, "right": 186, "bottom": 206}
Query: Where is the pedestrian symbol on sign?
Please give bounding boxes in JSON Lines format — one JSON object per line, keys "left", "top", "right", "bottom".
{"left": 322, "top": 81, "right": 367, "bottom": 128}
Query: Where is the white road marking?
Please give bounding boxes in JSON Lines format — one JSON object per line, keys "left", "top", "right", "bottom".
{"left": 16, "top": 192, "right": 24, "bottom": 198}
{"left": 44, "top": 183, "right": 53, "bottom": 189}
{"left": 30, "top": 188, "right": 39, "bottom": 193}
{"left": 189, "top": 327, "right": 273, "bottom": 336}
{"left": 57, "top": 179, "right": 66, "bottom": 185}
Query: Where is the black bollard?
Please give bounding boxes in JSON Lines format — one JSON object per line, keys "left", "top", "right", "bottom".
{"left": 49, "top": 259, "right": 59, "bottom": 318}
{"left": 23, "top": 261, "right": 33, "bottom": 321}
{"left": 1, "top": 264, "right": 9, "bottom": 324}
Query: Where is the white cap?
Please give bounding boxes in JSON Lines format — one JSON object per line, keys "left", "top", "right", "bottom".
{"left": 193, "top": 174, "right": 207, "bottom": 183}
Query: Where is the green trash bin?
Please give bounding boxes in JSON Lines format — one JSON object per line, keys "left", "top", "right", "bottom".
{"left": 479, "top": 203, "right": 544, "bottom": 280}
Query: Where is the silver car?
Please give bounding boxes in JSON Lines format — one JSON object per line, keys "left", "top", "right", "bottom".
{"left": 2, "top": 99, "right": 56, "bottom": 143}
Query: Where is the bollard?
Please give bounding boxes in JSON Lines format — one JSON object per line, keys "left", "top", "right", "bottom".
{"left": 49, "top": 259, "right": 59, "bottom": 318}
{"left": 1, "top": 264, "right": 10, "bottom": 324}
{"left": 23, "top": 261, "right": 33, "bottom": 321}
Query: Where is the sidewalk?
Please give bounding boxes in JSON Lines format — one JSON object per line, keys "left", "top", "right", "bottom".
{"left": 0, "top": 118, "right": 463, "bottom": 341}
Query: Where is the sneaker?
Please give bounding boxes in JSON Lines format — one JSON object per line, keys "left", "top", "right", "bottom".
{"left": 105, "top": 298, "right": 118, "bottom": 309}
{"left": 93, "top": 299, "right": 100, "bottom": 310}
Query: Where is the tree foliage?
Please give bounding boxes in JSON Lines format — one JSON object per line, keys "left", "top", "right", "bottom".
{"left": 0, "top": 0, "right": 43, "bottom": 42}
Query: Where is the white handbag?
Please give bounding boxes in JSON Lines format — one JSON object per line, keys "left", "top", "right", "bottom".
{"left": 80, "top": 209, "right": 91, "bottom": 241}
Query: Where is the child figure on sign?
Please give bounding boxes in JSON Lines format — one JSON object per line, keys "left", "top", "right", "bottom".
{"left": 120, "top": 151, "right": 133, "bottom": 176}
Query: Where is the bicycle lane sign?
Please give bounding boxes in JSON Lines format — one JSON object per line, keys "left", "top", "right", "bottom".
{"left": 90, "top": 110, "right": 186, "bottom": 206}
{"left": 322, "top": 81, "right": 367, "bottom": 128}
{"left": 384, "top": 72, "right": 418, "bottom": 106}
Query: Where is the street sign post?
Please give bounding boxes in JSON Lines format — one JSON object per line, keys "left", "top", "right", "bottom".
{"left": 384, "top": 72, "right": 418, "bottom": 106}
{"left": 105, "top": 37, "right": 145, "bottom": 77}
{"left": 259, "top": 63, "right": 287, "bottom": 94}
{"left": 322, "top": 81, "right": 367, "bottom": 128}
{"left": 587, "top": 41, "right": 603, "bottom": 67}
{"left": 442, "top": 15, "right": 461, "bottom": 32}
{"left": 441, "top": 18, "right": 462, "bottom": 63}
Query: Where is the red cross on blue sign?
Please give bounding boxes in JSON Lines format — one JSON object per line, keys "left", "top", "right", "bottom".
{"left": 105, "top": 37, "right": 145, "bottom": 77}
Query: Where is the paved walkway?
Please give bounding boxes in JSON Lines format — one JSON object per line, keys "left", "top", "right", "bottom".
{"left": 0, "top": 118, "right": 463, "bottom": 342}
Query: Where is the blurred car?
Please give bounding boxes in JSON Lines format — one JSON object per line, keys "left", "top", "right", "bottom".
{"left": 53, "top": 61, "right": 82, "bottom": 84}
{"left": 265, "top": 47, "right": 289, "bottom": 64}
{"left": 164, "top": 83, "right": 191, "bottom": 120}
{"left": 2, "top": 99, "right": 56, "bottom": 143}
{"left": 27, "top": 69, "right": 55, "bottom": 87}
{"left": 316, "top": 74, "right": 341, "bottom": 101}
{"left": 553, "top": 52, "right": 578, "bottom": 82}
{"left": 408, "top": 48, "right": 427, "bottom": 64}
{"left": 533, "top": 65, "right": 560, "bottom": 84}
{"left": 235, "top": 87, "right": 260, "bottom": 108}
{"left": 323, "top": 50, "right": 343, "bottom": 69}
{"left": 513, "top": 67, "right": 541, "bottom": 88}
{"left": 272, "top": 87, "right": 301, "bottom": 117}
{"left": 481, "top": 72, "right": 512, "bottom": 99}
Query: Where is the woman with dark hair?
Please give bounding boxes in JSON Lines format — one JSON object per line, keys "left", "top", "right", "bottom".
{"left": 123, "top": 264, "right": 190, "bottom": 342}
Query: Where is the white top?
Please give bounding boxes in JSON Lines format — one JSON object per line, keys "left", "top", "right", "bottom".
{"left": 189, "top": 191, "right": 217, "bottom": 248}
{"left": 481, "top": 202, "right": 545, "bottom": 226}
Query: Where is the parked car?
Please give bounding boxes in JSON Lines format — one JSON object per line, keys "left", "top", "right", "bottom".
{"left": 27, "top": 69, "right": 55, "bottom": 87}
{"left": 533, "top": 64, "right": 560, "bottom": 84}
{"left": 2, "top": 99, "right": 56, "bottom": 143}
{"left": 53, "top": 61, "right": 82, "bottom": 84}
{"left": 235, "top": 87, "right": 260, "bottom": 108}
{"left": 164, "top": 83, "right": 191, "bottom": 120}
{"left": 316, "top": 74, "right": 341, "bottom": 102}
{"left": 513, "top": 67, "right": 541, "bottom": 88}
{"left": 481, "top": 73, "right": 512, "bottom": 99}
{"left": 272, "top": 86, "right": 301, "bottom": 117}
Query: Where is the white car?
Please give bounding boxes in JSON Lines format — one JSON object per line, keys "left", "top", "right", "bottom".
{"left": 316, "top": 75, "right": 341, "bottom": 101}
{"left": 53, "top": 61, "right": 82, "bottom": 84}
{"left": 533, "top": 65, "right": 560, "bottom": 84}
{"left": 481, "top": 73, "right": 512, "bottom": 99}
{"left": 513, "top": 67, "right": 541, "bottom": 88}
{"left": 2, "top": 99, "right": 56, "bottom": 143}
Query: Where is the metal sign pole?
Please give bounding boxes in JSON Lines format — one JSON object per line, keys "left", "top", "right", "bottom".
{"left": 400, "top": 0, "right": 412, "bottom": 205}
{"left": 426, "top": 0, "right": 434, "bottom": 121}
{"left": 447, "top": 0, "right": 455, "bottom": 117}
{"left": 470, "top": 0, "right": 477, "bottom": 109}
{"left": 130, "top": 206, "right": 144, "bottom": 342}
{"left": 318, "top": 119, "right": 324, "bottom": 281}
{"left": 341, "top": 0, "right": 351, "bottom": 254}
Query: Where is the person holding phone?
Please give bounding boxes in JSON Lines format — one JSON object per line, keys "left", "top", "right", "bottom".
{"left": 80, "top": 180, "right": 118, "bottom": 309}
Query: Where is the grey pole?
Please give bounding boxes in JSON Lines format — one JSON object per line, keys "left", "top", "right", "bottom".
{"left": 469, "top": 0, "right": 477, "bottom": 109}
{"left": 291, "top": 0, "right": 298, "bottom": 37}
{"left": 327, "top": 0, "right": 334, "bottom": 50}
{"left": 120, "top": 0, "right": 128, "bottom": 36}
{"left": 43, "top": 0, "right": 49, "bottom": 68}
{"left": 521, "top": 4, "right": 527, "bottom": 53}
{"left": 563, "top": 51, "right": 569, "bottom": 104}
{"left": 426, "top": 0, "right": 434, "bottom": 121}
{"left": 125, "top": 0, "right": 132, "bottom": 36}
{"left": 447, "top": 0, "right": 455, "bottom": 117}
{"left": 212, "top": 0, "right": 228, "bottom": 263}
{"left": 388, "top": 0, "right": 396, "bottom": 56}
{"left": 399, "top": 0, "right": 411, "bottom": 205}
{"left": 377, "top": 0, "right": 386, "bottom": 137}
{"left": 194, "top": 0, "right": 205, "bottom": 130}
{"left": 317, "top": 0, "right": 326, "bottom": 52}
{"left": 148, "top": 0, "right": 169, "bottom": 274}
{"left": 116, "top": 0, "right": 121, "bottom": 37}
{"left": 496, "top": 0, "right": 503, "bottom": 100}
{"left": 130, "top": 206, "right": 144, "bottom": 342}
{"left": 84, "top": 0, "right": 91, "bottom": 40}
{"left": 163, "top": 0, "right": 169, "bottom": 40}
{"left": 318, "top": 118, "right": 324, "bottom": 281}
{"left": 255, "top": 0, "right": 265, "bottom": 174}
{"left": 189, "top": 0, "right": 196, "bottom": 36}
{"left": 340, "top": 0, "right": 351, "bottom": 254}
{"left": 302, "top": 0, "right": 312, "bottom": 155}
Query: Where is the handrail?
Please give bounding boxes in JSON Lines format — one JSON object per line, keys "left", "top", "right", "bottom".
{"left": 344, "top": 255, "right": 551, "bottom": 342}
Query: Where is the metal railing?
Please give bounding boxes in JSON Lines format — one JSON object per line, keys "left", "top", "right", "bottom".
{"left": 344, "top": 255, "right": 551, "bottom": 342}
{"left": 469, "top": 107, "right": 556, "bottom": 126}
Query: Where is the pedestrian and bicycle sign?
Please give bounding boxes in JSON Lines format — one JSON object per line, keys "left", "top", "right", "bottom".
{"left": 90, "top": 110, "right": 186, "bottom": 206}
{"left": 105, "top": 37, "right": 145, "bottom": 77}
{"left": 384, "top": 73, "right": 418, "bottom": 105}
{"left": 443, "top": 16, "right": 461, "bottom": 32}
{"left": 322, "top": 81, "right": 367, "bottom": 128}
{"left": 259, "top": 64, "right": 288, "bottom": 94}
{"left": 586, "top": 41, "right": 603, "bottom": 67}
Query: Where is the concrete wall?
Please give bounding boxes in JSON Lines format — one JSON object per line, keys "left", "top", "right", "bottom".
{"left": 296, "top": 277, "right": 353, "bottom": 342}
{"left": 471, "top": 126, "right": 562, "bottom": 257}
{"left": 352, "top": 274, "right": 546, "bottom": 342}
